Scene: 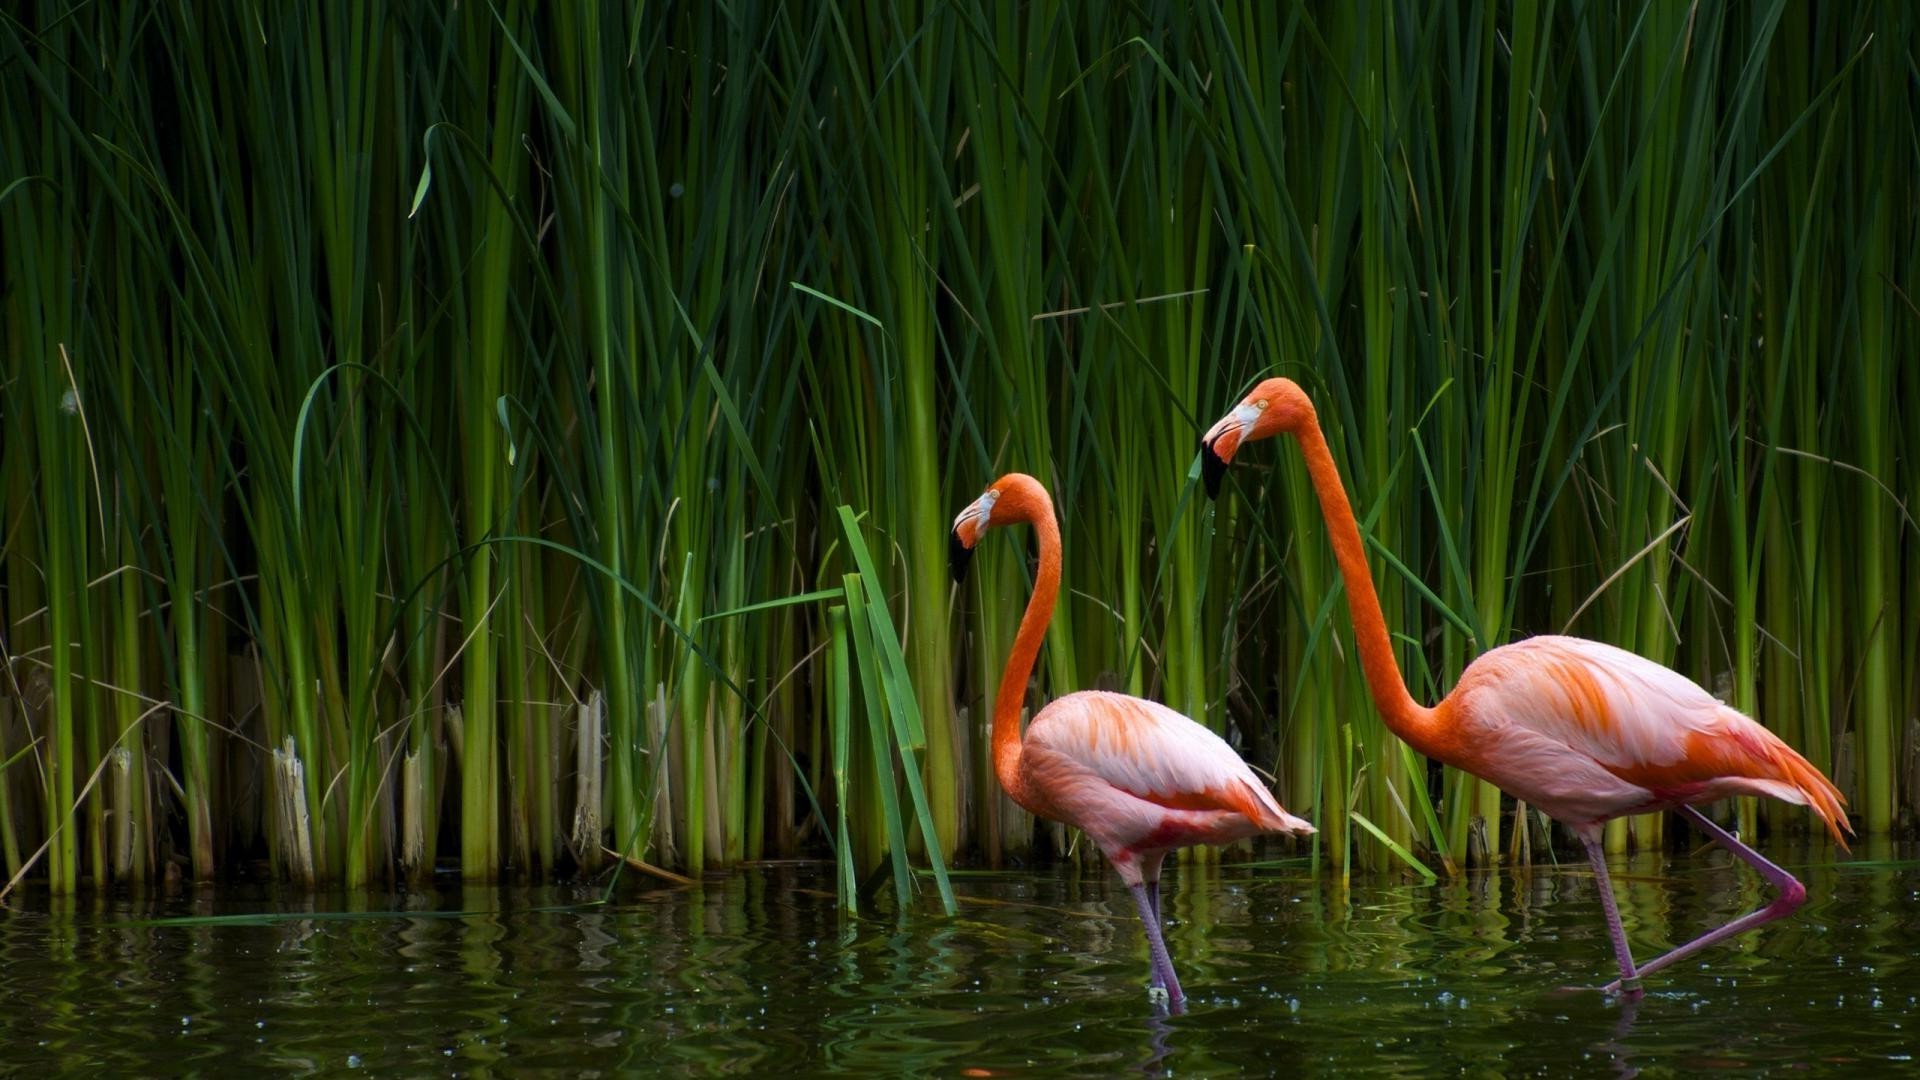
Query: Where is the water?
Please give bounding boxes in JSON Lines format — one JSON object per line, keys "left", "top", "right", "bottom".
{"left": 1, "top": 847, "right": 1914, "bottom": 1075}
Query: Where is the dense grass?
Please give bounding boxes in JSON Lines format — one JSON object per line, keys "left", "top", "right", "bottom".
{"left": 0, "top": 2, "right": 1913, "bottom": 894}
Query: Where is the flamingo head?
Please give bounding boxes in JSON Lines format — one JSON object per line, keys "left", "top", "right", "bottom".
{"left": 949, "top": 474, "right": 1052, "bottom": 583}
{"left": 948, "top": 485, "right": 1001, "bottom": 584}
{"left": 1199, "top": 377, "right": 1313, "bottom": 499}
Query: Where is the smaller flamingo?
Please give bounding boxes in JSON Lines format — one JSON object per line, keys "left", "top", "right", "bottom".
{"left": 950, "top": 473, "right": 1314, "bottom": 1010}
{"left": 1200, "top": 377, "right": 1852, "bottom": 993}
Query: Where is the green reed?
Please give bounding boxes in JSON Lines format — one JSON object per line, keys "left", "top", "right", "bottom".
{"left": 0, "top": 2, "right": 1913, "bottom": 896}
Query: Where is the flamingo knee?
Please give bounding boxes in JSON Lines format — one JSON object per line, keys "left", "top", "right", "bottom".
{"left": 1769, "top": 874, "right": 1807, "bottom": 917}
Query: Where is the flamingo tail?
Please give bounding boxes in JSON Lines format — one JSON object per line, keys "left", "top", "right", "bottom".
{"left": 1739, "top": 710, "right": 1852, "bottom": 850}
{"left": 1773, "top": 741, "right": 1852, "bottom": 850}
{"left": 1237, "top": 780, "right": 1316, "bottom": 836}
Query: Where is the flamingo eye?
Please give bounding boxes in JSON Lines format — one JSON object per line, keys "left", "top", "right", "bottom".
{"left": 1255, "top": 399, "right": 1270, "bottom": 411}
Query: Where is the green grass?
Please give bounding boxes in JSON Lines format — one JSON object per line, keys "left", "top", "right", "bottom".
{"left": 0, "top": 1, "right": 1912, "bottom": 894}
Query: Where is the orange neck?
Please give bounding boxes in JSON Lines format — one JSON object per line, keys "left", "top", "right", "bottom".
{"left": 991, "top": 483, "right": 1060, "bottom": 807}
{"left": 1294, "top": 420, "right": 1442, "bottom": 752}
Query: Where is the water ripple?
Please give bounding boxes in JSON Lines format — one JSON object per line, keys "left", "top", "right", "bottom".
{"left": 0, "top": 849, "right": 1914, "bottom": 1074}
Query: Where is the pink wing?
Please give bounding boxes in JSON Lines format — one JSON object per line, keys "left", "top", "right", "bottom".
{"left": 1026, "top": 691, "right": 1313, "bottom": 834}
{"left": 1459, "top": 636, "right": 1849, "bottom": 842}
{"left": 1464, "top": 636, "right": 1717, "bottom": 768}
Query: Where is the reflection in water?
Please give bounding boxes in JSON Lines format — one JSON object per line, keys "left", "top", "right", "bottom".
{"left": 1140, "top": 1013, "right": 1174, "bottom": 1075}
{"left": 1597, "top": 991, "right": 1644, "bottom": 1079}
{"left": 0, "top": 847, "right": 1914, "bottom": 1074}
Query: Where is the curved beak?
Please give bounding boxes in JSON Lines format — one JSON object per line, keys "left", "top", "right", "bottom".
{"left": 1199, "top": 403, "right": 1260, "bottom": 500}
{"left": 948, "top": 490, "right": 996, "bottom": 584}
{"left": 1199, "top": 437, "right": 1231, "bottom": 501}
{"left": 948, "top": 524, "right": 975, "bottom": 584}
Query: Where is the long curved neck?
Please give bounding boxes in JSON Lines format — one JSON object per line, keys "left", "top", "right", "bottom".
{"left": 1294, "top": 419, "right": 1441, "bottom": 750}
{"left": 992, "top": 506, "right": 1060, "bottom": 806}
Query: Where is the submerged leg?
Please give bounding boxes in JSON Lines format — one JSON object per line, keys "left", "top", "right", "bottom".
{"left": 1579, "top": 829, "right": 1641, "bottom": 994}
{"left": 1600, "top": 805, "right": 1807, "bottom": 993}
{"left": 1128, "top": 882, "right": 1186, "bottom": 1012}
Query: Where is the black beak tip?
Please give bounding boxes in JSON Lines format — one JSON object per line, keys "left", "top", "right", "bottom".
{"left": 1200, "top": 438, "right": 1228, "bottom": 500}
{"left": 948, "top": 528, "right": 973, "bottom": 584}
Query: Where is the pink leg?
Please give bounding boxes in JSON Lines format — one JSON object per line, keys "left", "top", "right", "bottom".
{"left": 1141, "top": 851, "right": 1167, "bottom": 930}
{"left": 1128, "top": 882, "right": 1186, "bottom": 1012}
{"left": 1599, "top": 805, "right": 1807, "bottom": 993}
{"left": 1578, "top": 830, "right": 1642, "bottom": 994}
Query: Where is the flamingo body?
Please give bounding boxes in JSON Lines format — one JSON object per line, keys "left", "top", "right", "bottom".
{"left": 1437, "top": 636, "right": 1848, "bottom": 838}
{"left": 1018, "top": 690, "right": 1314, "bottom": 884}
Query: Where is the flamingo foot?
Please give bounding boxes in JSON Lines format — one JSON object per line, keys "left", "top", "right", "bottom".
{"left": 1551, "top": 980, "right": 1640, "bottom": 996}
{"left": 1555, "top": 978, "right": 1644, "bottom": 998}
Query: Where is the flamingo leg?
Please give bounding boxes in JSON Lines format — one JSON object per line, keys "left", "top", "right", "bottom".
{"left": 1579, "top": 830, "right": 1642, "bottom": 993}
{"left": 1141, "top": 851, "right": 1167, "bottom": 930}
{"left": 1128, "top": 882, "right": 1186, "bottom": 1011}
{"left": 1599, "top": 805, "right": 1808, "bottom": 993}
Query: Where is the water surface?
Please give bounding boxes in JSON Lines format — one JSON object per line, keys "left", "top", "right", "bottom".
{"left": 1, "top": 846, "right": 1913, "bottom": 1075}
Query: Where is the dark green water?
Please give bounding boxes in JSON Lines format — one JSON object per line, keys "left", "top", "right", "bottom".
{"left": 0, "top": 846, "right": 1913, "bottom": 1076}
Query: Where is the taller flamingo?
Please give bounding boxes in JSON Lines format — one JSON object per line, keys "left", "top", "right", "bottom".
{"left": 1200, "top": 378, "right": 1850, "bottom": 993}
{"left": 950, "top": 473, "right": 1314, "bottom": 1010}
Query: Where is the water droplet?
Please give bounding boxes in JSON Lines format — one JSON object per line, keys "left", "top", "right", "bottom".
{"left": 347, "top": 1054, "right": 363, "bottom": 1069}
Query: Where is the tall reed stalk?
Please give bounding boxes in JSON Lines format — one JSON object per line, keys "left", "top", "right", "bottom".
{"left": 0, "top": 2, "right": 1911, "bottom": 892}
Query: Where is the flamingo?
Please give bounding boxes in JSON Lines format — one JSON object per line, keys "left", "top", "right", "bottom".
{"left": 1199, "top": 378, "right": 1851, "bottom": 994}
{"left": 949, "top": 472, "right": 1315, "bottom": 1010}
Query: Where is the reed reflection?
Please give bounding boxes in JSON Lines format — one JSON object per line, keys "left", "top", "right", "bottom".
{"left": 0, "top": 856, "right": 1910, "bottom": 1074}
